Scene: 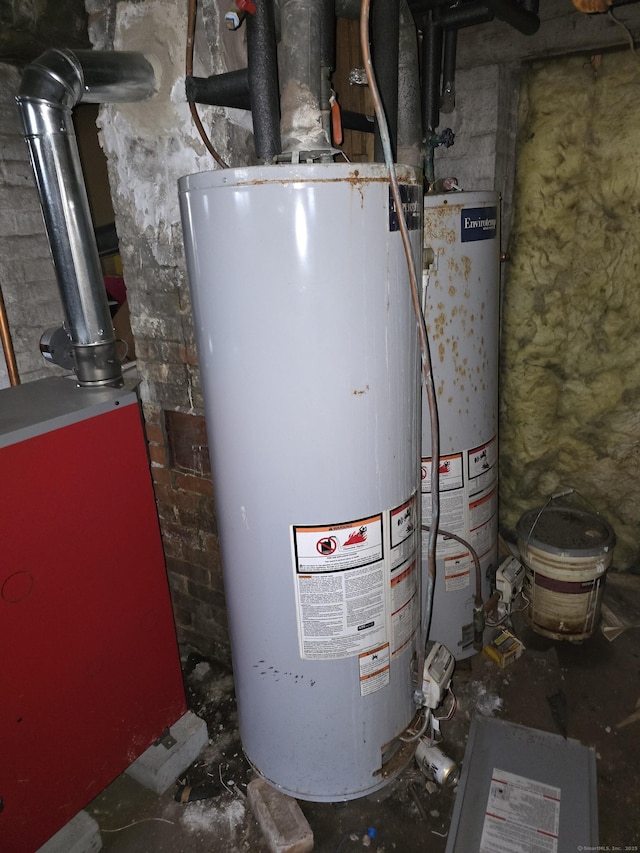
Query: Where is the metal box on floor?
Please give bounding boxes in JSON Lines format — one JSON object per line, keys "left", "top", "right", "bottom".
{"left": 446, "top": 715, "right": 598, "bottom": 852}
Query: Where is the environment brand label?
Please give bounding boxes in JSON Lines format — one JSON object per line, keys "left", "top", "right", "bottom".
{"left": 480, "top": 769, "right": 560, "bottom": 853}
{"left": 389, "top": 184, "right": 422, "bottom": 231}
{"left": 461, "top": 206, "right": 498, "bottom": 242}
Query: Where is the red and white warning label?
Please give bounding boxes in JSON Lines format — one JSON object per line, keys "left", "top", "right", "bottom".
{"left": 480, "top": 768, "right": 560, "bottom": 853}
{"left": 291, "top": 498, "right": 419, "bottom": 667}
{"left": 293, "top": 515, "right": 383, "bottom": 574}
{"left": 358, "top": 643, "right": 390, "bottom": 696}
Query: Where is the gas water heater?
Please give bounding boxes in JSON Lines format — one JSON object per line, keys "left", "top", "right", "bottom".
{"left": 179, "top": 163, "right": 423, "bottom": 801}
{"left": 422, "top": 192, "right": 500, "bottom": 659}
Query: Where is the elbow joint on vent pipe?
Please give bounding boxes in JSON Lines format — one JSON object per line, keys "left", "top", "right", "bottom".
{"left": 16, "top": 48, "right": 156, "bottom": 387}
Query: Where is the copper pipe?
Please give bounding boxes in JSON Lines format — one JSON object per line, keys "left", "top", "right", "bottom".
{"left": 0, "top": 284, "right": 19, "bottom": 386}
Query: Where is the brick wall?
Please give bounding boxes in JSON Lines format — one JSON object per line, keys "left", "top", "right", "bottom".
{"left": 85, "top": 0, "right": 252, "bottom": 663}
{"left": 143, "top": 404, "right": 230, "bottom": 660}
{"left": 0, "top": 63, "right": 65, "bottom": 388}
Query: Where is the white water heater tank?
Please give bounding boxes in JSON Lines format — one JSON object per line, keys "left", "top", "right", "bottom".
{"left": 178, "top": 163, "right": 423, "bottom": 801}
{"left": 421, "top": 192, "right": 500, "bottom": 659}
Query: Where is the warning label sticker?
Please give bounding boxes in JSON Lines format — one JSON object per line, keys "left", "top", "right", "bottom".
{"left": 293, "top": 515, "right": 383, "bottom": 574}
{"left": 422, "top": 436, "right": 498, "bottom": 595}
{"left": 421, "top": 453, "right": 463, "bottom": 493}
{"left": 390, "top": 558, "right": 418, "bottom": 656}
{"left": 443, "top": 552, "right": 471, "bottom": 592}
{"left": 359, "top": 643, "right": 390, "bottom": 696}
{"left": 291, "top": 499, "right": 418, "bottom": 666}
{"left": 480, "top": 769, "right": 560, "bottom": 853}
{"left": 468, "top": 437, "right": 498, "bottom": 496}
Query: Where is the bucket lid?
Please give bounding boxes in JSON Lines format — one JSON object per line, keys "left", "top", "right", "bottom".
{"left": 516, "top": 507, "right": 615, "bottom": 557}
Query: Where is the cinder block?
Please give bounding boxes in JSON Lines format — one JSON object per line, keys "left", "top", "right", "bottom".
{"left": 247, "top": 777, "right": 314, "bottom": 853}
{"left": 37, "top": 810, "right": 102, "bottom": 853}
{"left": 125, "top": 710, "right": 208, "bottom": 794}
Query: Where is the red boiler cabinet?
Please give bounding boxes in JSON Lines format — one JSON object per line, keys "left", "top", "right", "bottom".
{"left": 0, "top": 376, "right": 187, "bottom": 853}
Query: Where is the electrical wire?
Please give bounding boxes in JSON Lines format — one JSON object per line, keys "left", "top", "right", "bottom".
{"left": 102, "top": 818, "right": 176, "bottom": 833}
{"left": 512, "top": 590, "right": 530, "bottom": 613}
{"left": 360, "top": 0, "right": 441, "bottom": 704}
{"left": 399, "top": 709, "right": 432, "bottom": 743}
{"left": 607, "top": 8, "right": 639, "bottom": 56}
{"left": 186, "top": 0, "right": 228, "bottom": 167}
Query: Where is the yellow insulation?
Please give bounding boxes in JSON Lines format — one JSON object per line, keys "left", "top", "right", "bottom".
{"left": 500, "top": 50, "right": 640, "bottom": 569}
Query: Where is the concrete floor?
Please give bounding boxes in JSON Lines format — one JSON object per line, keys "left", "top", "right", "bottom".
{"left": 85, "top": 573, "right": 640, "bottom": 853}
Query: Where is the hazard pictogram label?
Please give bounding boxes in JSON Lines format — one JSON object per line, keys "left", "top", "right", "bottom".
{"left": 293, "top": 514, "right": 383, "bottom": 574}
{"left": 317, "top": 536, "right": 338, "bottom": 555}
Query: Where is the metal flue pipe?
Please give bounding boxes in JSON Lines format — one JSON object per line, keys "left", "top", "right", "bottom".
{"left": 278, "top": 0, "right": 332, "bottom": 154}
{"left": 16, "top": 49, "right": 156, "bottom": 387}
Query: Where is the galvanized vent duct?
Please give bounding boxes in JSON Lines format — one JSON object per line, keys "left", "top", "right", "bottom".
{"left": 16, "top": 49, "right": 156, "bottom": 387}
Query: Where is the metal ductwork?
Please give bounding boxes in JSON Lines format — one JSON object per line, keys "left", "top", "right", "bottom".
{"left": 16, "top": 49, "right": 156, "bottom": 387}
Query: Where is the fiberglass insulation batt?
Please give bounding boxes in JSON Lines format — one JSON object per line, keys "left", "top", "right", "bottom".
{"left": 500, "top": 50, "right": 640, "bottom": 570}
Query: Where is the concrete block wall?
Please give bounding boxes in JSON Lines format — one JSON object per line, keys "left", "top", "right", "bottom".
{"left": 434, "top": 63, "right": 521, "bottom": 246}
{"left": 0, "top": 63, "right": 65, "bottom": 389}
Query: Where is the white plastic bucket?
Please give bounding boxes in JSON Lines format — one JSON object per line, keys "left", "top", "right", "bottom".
{"left": 517, "top": 507, "right": 615, "bottom": 641}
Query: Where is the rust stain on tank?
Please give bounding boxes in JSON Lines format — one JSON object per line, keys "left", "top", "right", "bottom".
{"left": 448, "top": 284, "right": 456, "bottom": 297}
{"left": 424, "top": 202, "right": 458, "bottom": 244}
{"left": 352, "top": 385, "right": 369, "bottom": 395}
{"left": 346, "top": 169, "right": 365, "bottom": 206}
{"left": 462, "top": 256, "right": 472, "bottom": 279}
{"left": 438, "top": 342, "right": 445, "bottom": 363}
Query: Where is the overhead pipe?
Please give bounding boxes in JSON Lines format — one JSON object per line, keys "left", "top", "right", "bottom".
{"left": 421, "top": 13, "right": 443, "bottom": 138}
{"left": 412, "top": 0, "right": 539, "bottom": 34}
{"left": 247, "top": 0, "right": 282, "bottom": 161}
{"left": 16, "top": 49, "right": 156, "bottom": 387}
{"left": 397, "top": 0, "right": 422, "bottom": 168}
{"left": 187, "top": 1, "right": 327, "bottom": 159}
{"left": 431, "top": 3, "right": 494, "bottom": 28}
{"left": 372, "top": 0, "right": 400, "bottom": 162}
{"left": 482, "top": 0, "right": 540, "bottom": 34}
{"left": 336, "top": 0, "right": 422, "bottom": 167}
{"left": 440, "top": 28, "right": 457, "bottom": 113}
{"left": 319, "top": 0, "right": 336, "bottom": 142}
{"left": 320, "top": 0, "right": 337, "bottom": 68}
{"left": 341, "top": 109, "right": 375, "bottom": 133}
{"left": 186, "top": 69, "right": 250, "bottom": 110}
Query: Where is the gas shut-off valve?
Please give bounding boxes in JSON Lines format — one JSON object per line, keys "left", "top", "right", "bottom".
{"left": 420, "top": 641, "right": 455, "bottom": 709}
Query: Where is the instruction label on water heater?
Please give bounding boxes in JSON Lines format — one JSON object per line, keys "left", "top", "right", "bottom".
{"left": 422, "top": 437, "right": 497, "bottom": 592}
{"left": 480, "top": 769, "right": 560, "bottom": 853}
{"left": 291, "top": 497, "right": 419, "bottom": 672}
